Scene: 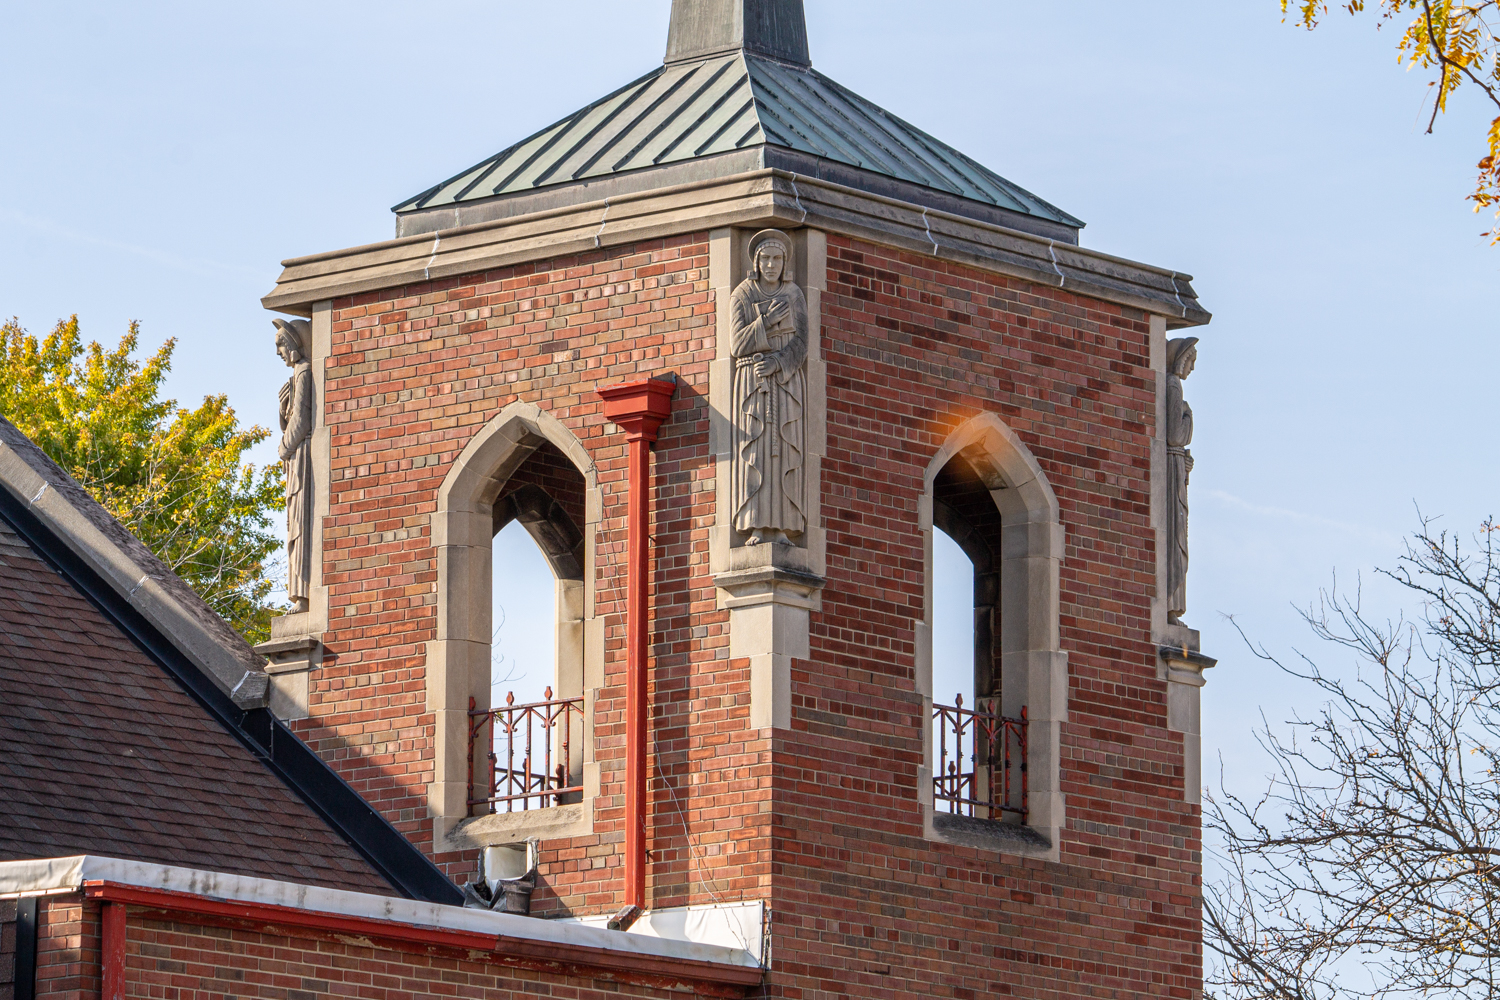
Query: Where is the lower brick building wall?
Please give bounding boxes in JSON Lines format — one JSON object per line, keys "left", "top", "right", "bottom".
{"left": 28, "top": 897, "right": 734, "bottom": 1000}
{"left": 33, "top": 898, "right": 97, "bottom": 1000}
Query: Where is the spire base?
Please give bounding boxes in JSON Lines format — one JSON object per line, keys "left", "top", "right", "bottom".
{"left": 665, "top": 0, "right": 811, "bottom": 67}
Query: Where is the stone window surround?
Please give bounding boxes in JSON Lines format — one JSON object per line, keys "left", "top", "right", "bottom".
{"left": 431, "top": 401, "right": 604, "bottom": 848}
{"left": 916, "top": 413, "right": 1067, "bottom": 859}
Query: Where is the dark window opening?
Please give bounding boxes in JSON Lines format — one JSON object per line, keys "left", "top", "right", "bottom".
{"left": 931, "top": 452, "right": 1025, "bottom": 823}
{"left": 474, "top": 442, "right": 588, "bottom": 814}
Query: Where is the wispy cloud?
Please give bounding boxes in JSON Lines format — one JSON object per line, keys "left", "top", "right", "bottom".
{"left": 4, "top": 209, "right": 264, "bottom": 282}
{"left": 1200, "top": 488, "right": 1402, "bottom": 548}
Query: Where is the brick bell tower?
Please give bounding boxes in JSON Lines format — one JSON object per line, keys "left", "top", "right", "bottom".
{"left": 259, "top": 0, "right": 1215, "bottom": 994}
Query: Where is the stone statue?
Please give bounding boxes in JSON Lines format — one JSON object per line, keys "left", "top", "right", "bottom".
{"left": 274, "top": 319, "right": 314, "bottom": 613}
{"left": 1165, "top": 336, "right": 1198, "bottom": 625}
{"left": 729, "top": 230, "right": 808, "bottom": 546}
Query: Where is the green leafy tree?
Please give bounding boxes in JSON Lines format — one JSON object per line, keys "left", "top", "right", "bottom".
{"left": 0, "top": 315, "right": 285, "bottom": 644}
{"left": 1282, "top": 1, "right": 1500, "bottom": 240}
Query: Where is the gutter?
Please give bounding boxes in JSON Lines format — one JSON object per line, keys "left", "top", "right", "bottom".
{"left": 596, "top": 378, "right": 678, "bottom": 917}
{"left": 0, "top": 857, "right": 761, "bottom": 994}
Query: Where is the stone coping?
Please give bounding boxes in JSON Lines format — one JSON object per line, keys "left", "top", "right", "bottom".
{"left": 0, "top": 856, "right": 764, "bottom": 975}
{"left": 262, "top": 170, "right": 1209, "bottom": 329}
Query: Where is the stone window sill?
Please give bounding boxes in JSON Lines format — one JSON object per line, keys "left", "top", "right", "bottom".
{"left": 444, "top": 802, "right": 592, "bottom": 851}
{"left": 924, "top": 809, "right": 1054, "bottom": 858}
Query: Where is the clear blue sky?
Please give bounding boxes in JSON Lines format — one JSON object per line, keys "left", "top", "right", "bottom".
{"left": 5, "top": 1, "right": 1495, "bottom": 815}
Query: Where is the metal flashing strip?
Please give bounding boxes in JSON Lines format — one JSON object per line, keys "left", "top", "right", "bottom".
{"left": 561, "top": 900, "right": 765, "bottom": 966}
{"left": 921, "top": 206, "right": 939, "bottom": 255}
{"left": 0, "top": 485, "right": 462, "bottom": 906}
{"left": 265, "top": 169, "right": 1210, "bottom": 329}
{"left": 789, "top": 171, "right": 808, "bottom": 223}
{"left": 0, "top": 857, "right": 763, "bottom": 988}
{"left": 15, "top": 896, "right": 37, "bottom": 1000}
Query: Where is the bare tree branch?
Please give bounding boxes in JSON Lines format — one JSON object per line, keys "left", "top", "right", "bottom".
{"left": 1207, "top": 520, "right": 1500, "bottom": 998}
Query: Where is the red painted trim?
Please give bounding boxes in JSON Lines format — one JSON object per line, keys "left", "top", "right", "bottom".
{"left": 101, "top": 900, "right": 126, "bottom": 1000}
{"left": 596, "top": 377, "right": 676, "bottom": 911}
{"left": 82, "top": 882, "right": 759, "bottom": 990}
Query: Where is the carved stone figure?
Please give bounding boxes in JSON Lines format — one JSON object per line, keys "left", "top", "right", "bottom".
{"left": 274, "top": 318, "right": 314, "bottom": 613}
{"left": 730, "top": 230, "right": 808, "bottom": 546}
{"left": 1165, "top": 336, "right": 1198, "bottom": 624}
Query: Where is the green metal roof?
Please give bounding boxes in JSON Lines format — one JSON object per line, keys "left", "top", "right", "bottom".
{"left": 394, "top": 53, "right": 1083, "bottom": 230}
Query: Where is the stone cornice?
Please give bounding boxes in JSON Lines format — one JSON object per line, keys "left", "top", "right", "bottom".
{"left": 263, "top": 170, "right": 1209, "bottom": 328}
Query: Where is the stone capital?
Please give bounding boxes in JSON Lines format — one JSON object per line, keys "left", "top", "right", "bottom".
{"left": 1159, "top": 645, "right": 1217, "bottom": 688}
{"left": 253, "top": 635, "right": 323, "bottom": 676}
{"left": 714, "top": 562, "right": 825, "bottom": 611}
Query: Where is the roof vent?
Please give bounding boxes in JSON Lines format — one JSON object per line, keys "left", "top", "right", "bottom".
{"left": 665, "top": 0, "right": 811, "bottom": 67}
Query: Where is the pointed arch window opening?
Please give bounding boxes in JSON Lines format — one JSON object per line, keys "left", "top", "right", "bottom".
{"left": 468, "top": 447, "right": 591, "bottom": 815}
{"left": 930, "top": 453, "right": 1028, "bottom": 825}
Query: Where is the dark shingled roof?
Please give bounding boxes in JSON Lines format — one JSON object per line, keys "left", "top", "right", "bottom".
{"left": 0, "top": 513, "right": 396, "bottom": 894}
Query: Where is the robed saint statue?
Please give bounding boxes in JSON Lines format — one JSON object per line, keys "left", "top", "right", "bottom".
{"left": 274, "top": 318, "right": 314, "bottom": 613}
{"left": 1165, "top": 336, "right": 1198, "bottom": 624}
{"left": 729, "top": 230, "right": 808, "bottom": 546}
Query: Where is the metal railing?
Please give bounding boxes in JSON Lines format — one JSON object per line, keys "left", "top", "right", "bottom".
{"left": 468, "top": 689, "right": 584, "bottom": 814}
{"left": 933, "top": 694, "right": 1027, "bottom": 823}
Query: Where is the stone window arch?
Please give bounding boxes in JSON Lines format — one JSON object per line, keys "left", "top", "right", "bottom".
{"left": 430, "top": 401, "right": 601, "bottom": 847}
{"left": 918, "top": 413, "right": 1066, "bottom": 856}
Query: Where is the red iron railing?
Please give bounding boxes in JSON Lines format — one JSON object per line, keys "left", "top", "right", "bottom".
{"left": 468, "top": 689, "right": 584, "bottom": 814}
{"left": 933, "top": 695, "right": 1027, "bottom": 822}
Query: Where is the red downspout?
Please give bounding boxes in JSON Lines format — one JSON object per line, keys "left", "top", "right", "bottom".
{"left": 596, "top": 377, "right": 676, "bottom": 914}
{"left": 101, "top": 901, "right": 126, "bottom": 1000}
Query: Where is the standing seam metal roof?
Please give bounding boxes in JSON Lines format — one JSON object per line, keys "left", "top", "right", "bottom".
{"left": 395, "top": 54, "right": 1083, "bottom": 229}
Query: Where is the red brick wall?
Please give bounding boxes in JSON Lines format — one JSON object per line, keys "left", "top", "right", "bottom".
{"left": 763, "top": 235, "right": 1198, "bottom": 998}
{"left": 32, "top": 898, "right": 96, "bottom": 1000}
{"left": 31, "top": 899, "right": 731, "bottom": 1000}
{"left": 293, "top": 227, "right": 1199, "bottom": 997}
{"left": 495, "top": 440, "right": 587, "bottom": 535}
{"left": 300, "top": 234, "right": 770, "bottom": 915}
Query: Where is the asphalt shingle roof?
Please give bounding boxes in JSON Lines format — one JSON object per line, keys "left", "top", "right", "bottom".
{"left": 0, "top": 516, "right": 395, "bottom": 895}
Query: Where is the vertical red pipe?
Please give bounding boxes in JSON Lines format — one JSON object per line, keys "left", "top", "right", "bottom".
{"left": 101, "top": 901, "right": 126, "bottom": 1000}
{"left": 596, "top": 377, "right": 676, "bottom": 911}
